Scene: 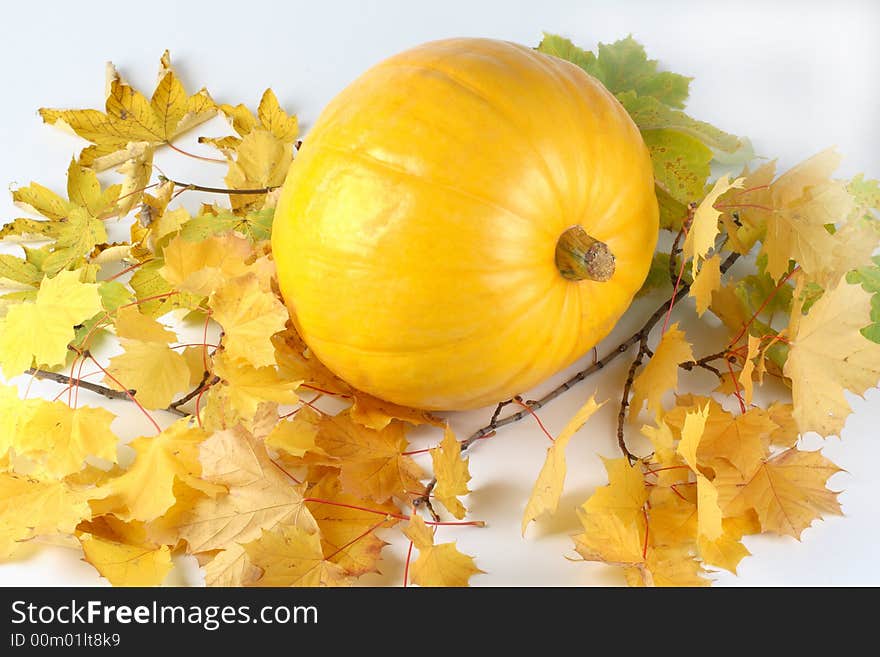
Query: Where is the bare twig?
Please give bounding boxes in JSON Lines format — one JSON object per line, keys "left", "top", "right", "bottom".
{"left": 26, "top": 367, "right": 189, "bottom": 417}
{"left": 26, "top": 368, "right": 133, "bottom": 401}
{"left": 158, "top": 175, "right": 279, "bottom": 196}
{"left": 668, "top": 203, "right": 696, "bottom": 286}
{"left": 169, "top": 373, "right": 220, "bottom": 413}
{"left": 679, "top": 350, "right": 728, "bottom": 378}
{"left": 617, "top": 332, "right": 650, "bottom": 464}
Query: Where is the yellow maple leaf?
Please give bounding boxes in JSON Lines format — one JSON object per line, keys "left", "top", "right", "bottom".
{"left": 689, "top": 253, "right": 721, "bottom": 316}
{"left": 115, "top": 144, "right": 155, "bottom": 216}
{"left": 272, "top": 326, "right": 352, "bottom": 395}
{"left": 784, "top": 277, "right": 880, "bottom": 436}
{"left": 675, "top": 403, "right": 709, "bottom": 471}
{"left": 683, "top": 175, "right": 743, "bottom": 274}
{"left": 640, "top": 421, "right": 676, "bottom": 465}
{"left": 315, "top": 413, "right": 425, "bottom": 504}
{"left": 16, "top": 400, "right": 117, "bottom": 477}
{"left": 13, "top": 159, "right": 121, "bottom": 222}
{"left": 266, "top": 407, "right": 331, "bottom": 461}
{"left": 244, "top": 524, "right": 349, "bottom": 587}
{"left": 225, "top": 130, "right": 293, "bottom": 212}
{"left": 160, "top": 232, "right": 253, "bottom": 297}
{"left": 431, "top": 425, "right": 472, "bottom": 520}
{"left": 714, "top": 448, "right": 842, "bottom": 538}
{"left": 105, "top": 339, "right": 190, "bottom": 409}
{"left": 39, "top": 51, "right": 216, "bottom": 169}
{"left": 575, "top": 484, "right": 708, "bottom": 586}
{"left": 522, "top": 395, "right": 603, "bottom": 534}
{"left": 168, "top": 426, "right": 316, "bottom": 552}
{"left": 738, "top": 334, "right": 762, "bottom": 404}
{"left": 403, "top": 515, "right": 483, "bottom": 587}
{"left": 0, "top": 473, "right": 91, "bottom": 557}
{"left": 95, "top": 419, "right": 219, "bottom": 522}
{"left": 0, "top": 269, "right": 102, "bottom": 376}
{"left": 755, "top": 149, "right": 855, "bottom": 281}
{"left": 666, "top": 398, "right": 774, "bottom": 476}
{"left": 695, "top": 475, "right": 722, "bottom": 541}
{"left": 213, "top": 352, "right": 300, "bottom": 420}
{"left": 583, "top": 457, "right": 648, "bottom": 524}
{"left": 214, "top": 89, "right": 299, "bottom": 145}
{"left": 698, "top": 513, "right": 760, "bottom": 574}
{"left": 623, "top": 545, "right": 710, "bottom": 587}
{"left": 114, "top": 306, "right": 177, "bottom": 342}
{"left": 0, "top": 384, "right": 38, "bottom": 461}
{"left": 767, "top": 402, "right": 799, "bottom": 448}
{"left": 648, "top": 486, "right": 696, "bottom": 547}
{"left": 305, "top": 474, "right": 397, "bottom": 577}
{"left": 210, "top": 273, "right": 289, "bottom": 368}
{"left": 203, "top": 544, "right": 262, "bottom": 587}
{"left": 630, "top": 323, "right": 694, "bottom": 419}
{"left": 79, "top": 532, "right": 172, "bottom": 587}
{"left": 350, "top": 391, "right": 443, "bottom": 431}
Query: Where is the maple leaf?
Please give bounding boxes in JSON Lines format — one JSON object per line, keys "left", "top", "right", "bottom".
{"left": 105, "top": 339, "right": 190, "bottom": 409}
{"left": 94, "top": 419, "right": 220, "bottom": 522}
{"left": 640, "top": 420, "right": 677, "bottom": 465}
{"left": 714, "top": 448, "right": 842, "bottom": 538}
{"left": 784, "top": 277, "right": 880, "bottom": 436}
{"left": 683, "top": 175, "right": 743, "bottom": 273}
{"left": 675, "top": 403, "right": 709, "bottom": 472}
{"left": 15, "top": 400, "right": 118, "bottom": 477}
{"left": 167, "top": 426, "right": 316, "bottom": 553}
{"left": 629, "top": 323, "right": 694, "bottom": 419}
{"left": 214, "top": 89, "right": 299, "bottom": 145}
{"left": 350, "top": 392, "right": 443, "bottom": 431}
{"left": 224, "top": 130, "right": 293, "bottom": 212}
{"left": 0, "top": 473, "right": 92, "bottom": 557}
{"left": 0, "top": 269, "right": 102, "bottom": 376}
{"left": 244, "top": 524, "right": 349, "bottom": 587}
{"left": 0, "top": 384, "right": 39, "bottom": 460}
{"left": 574, "top": 461, "right": 709, "bottom": 587}
{"left": 113, "top": 306, "right": 177, "bottom": 342}
{"left": 689, "top": 253, "right": 721, "bottom": 316}
{"left": 538, "top": 34, "right": 691, "bottom": 108}
{"left": 265, "top": 407, "right": 331, "bottom": 463}
{"left": 39, "top": 51, "right": 216, "bottom": 169}
{"left": 643, "top": 130, "right": 713, "bottom": 207}
{"left": 766, "top": 402, "right": 799, "bottom": 448}
{"left": 305, "top": 474, "right": 398, "bottom": 577}
{"left": 160, "top": 232, "right": 253, "bottom": 298}
{"left": 698, "top": 513, "right": 760, "bottom": 574}
{"left": 431, "top": 425, "right": 472, "bottom": 520}
{"left": 403, "top": 515, "right": 483, "bottom": 587}
{"left": 623, "top": 545, "right": 710, "bottom": 587}
{"left": 667, "top": 398, "right": 774, "bottom": 475}
{"left": 522, "top": 395, "right": 603, "bottom": 534}
{"left": 210, "top": 273, "right": 289, "bottom": 369}
{"left": 272, "top": 326, "right": 352, "bottom": 395}
{"left": 741, "top": 149, "right": 859, "bottom": 282}
{"left": 315, "top": 413, "right": 424, "bottom": 504}
{"left": 13, "top": 159, "right": 121, "bottom": 223}
{"left": 213, "top": 352, "right": 300, "bottom": 420}
{"left": 79, "top": 532, "right": 172, "bottom": 587}
{"left": 115, "top": 143, "right": 155, "bottom": 216}
{"left": 583, "top": 458, "right": 648, "bottom": 524}
{"left": 203, "top": 544, "right": 262, "bottom": 587}
{"left": 738, "top": 335, "right": 762, "bottom": 404}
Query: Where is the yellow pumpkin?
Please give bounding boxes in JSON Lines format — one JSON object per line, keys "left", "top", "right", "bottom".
{"left": 272, "top": 38, "right": 658, "bottom": 411}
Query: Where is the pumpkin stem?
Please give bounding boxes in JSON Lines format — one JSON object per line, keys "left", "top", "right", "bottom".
{"left": 555, "top": 225, "right": 616, "bottom": 282}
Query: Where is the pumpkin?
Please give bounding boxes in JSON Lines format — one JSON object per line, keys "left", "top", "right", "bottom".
{"left": 272, "top": 38, "right": 658, "bottom": 411}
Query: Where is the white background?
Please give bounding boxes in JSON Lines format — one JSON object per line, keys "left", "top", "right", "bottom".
{"left": 1, "top": 0, "right": 878, "bottom": 586}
